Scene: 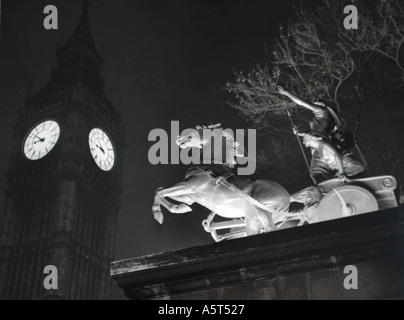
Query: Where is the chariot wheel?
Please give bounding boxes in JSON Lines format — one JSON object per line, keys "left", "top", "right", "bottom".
{"left": 315, "top": 185, "right": 378, "bottom": 223}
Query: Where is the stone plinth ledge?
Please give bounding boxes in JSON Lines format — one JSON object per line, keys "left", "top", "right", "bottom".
{"left": 111, "top": 206, "right": 404, "bottom": 300}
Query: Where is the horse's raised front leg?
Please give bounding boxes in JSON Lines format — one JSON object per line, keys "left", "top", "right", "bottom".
{"left": 152, "top": 182, "right": 195, "bottom": 224}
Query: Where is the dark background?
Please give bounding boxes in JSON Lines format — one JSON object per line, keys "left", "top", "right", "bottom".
{"left": 0, "top": 0, "right": 302, "bottom": 299}
{"left": 1, "top": 0, "right": 402, "bottom": 300}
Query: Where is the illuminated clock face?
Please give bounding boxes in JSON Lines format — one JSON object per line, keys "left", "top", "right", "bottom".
{"left": 88, "top": 128, "right": 115, "bottom": 171}
{"left": 23, "top": 120, "right": 60, "bottom": 160}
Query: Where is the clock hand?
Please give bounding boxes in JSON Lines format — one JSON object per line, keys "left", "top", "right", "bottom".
{"left": 33, "top": 137, "right": 45, "bottom": 144}
{"left": 32, "top": 133, "right": 43, "bottom": 139}
{"left": 96, "top": 143, "right": 105, "bottom": 154}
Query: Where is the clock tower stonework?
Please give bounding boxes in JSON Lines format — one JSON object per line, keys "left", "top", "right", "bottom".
{"left": 0, "top": 4, "right": 124, "bottom": 299}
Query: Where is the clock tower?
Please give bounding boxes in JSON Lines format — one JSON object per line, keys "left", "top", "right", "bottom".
{"left": 0, "top": 4, "right": 124, "bottom": 299}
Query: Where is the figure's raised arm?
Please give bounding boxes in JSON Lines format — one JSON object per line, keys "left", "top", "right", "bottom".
{"left": 277, "top": 86, "right": 322, "bottom": 114}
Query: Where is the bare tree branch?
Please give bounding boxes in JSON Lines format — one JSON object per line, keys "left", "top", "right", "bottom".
{"left": 226, "top": 0, "right": 404, "bottom": 138}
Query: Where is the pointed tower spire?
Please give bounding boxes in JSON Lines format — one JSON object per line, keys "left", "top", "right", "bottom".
{"left": 58, "top": 1, "right": 102, "bottom": 62}
{"left": 36, "top": 2, "right": 105, "bottom": 99}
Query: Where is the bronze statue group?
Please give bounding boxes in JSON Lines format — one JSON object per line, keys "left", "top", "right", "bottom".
{"left": 152, "top": 85, "right": 398, "bottom": 241}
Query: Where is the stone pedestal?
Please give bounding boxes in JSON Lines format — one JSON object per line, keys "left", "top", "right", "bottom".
{"left": 111, "top": 206, "right": 404, "bottom": 300}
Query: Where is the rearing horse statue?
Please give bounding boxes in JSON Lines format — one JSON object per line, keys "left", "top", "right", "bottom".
{"left": 152, "top": 124, "right": 292, "bottom": 236}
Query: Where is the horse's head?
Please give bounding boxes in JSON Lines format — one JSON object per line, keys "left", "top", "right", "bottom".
{"left": 176, "top": 123, "right": 222, "bottom": 149}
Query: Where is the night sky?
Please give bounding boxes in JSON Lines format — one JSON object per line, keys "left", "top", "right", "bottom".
{"left": 2, "top": 0, "right": 401, "bottom": 300}
{"left": 0, "top": 0, "right": 304, "bottom": 299}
